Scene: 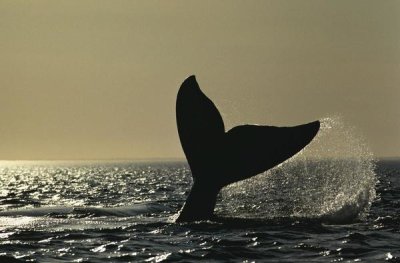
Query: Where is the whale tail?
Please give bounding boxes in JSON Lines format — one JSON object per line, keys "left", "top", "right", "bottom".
{"left": 176, "top": 75, "right": 320, "bottom": 222}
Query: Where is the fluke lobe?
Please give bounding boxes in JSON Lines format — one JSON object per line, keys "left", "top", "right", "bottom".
{"left": 176, "top": 75, "right": 320, "bottom": 222}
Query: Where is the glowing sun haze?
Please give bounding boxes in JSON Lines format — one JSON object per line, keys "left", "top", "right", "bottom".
{"left": 1, "top": 0, "right": 399, "bottom": 160}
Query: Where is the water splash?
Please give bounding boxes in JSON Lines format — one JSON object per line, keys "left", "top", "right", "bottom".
{"left": 218, "top": 117, "right": 377, "bottom": 222}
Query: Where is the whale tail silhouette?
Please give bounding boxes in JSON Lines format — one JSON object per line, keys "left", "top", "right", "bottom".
{"left": 176, "top": 75, "right": 320, "bottom": 222}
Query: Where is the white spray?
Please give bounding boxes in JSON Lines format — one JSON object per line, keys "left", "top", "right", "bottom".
{"left": 218, "top": 117, "right": 377, "bottom": 222}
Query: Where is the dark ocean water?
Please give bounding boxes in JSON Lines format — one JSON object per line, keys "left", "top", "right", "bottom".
{"left": 0, "top": 158, "right": 399, "bottom": 262}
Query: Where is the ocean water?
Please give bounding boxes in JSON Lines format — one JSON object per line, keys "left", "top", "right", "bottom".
{"left": 0, "top": 117, "right": 399, "bottom": 262}
{"left": 0, "top": 159, "right": 399, "bottom": 262}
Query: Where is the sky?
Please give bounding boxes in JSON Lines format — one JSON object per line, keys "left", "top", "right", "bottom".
{"left": 0, "top": 0, "right": 399, "bottom": 160}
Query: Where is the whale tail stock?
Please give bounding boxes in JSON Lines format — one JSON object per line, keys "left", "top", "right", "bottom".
{"left": 175, "top": 75, "right": 320, "bottom": 222}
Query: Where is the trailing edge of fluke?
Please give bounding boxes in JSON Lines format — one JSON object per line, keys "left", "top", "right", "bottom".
{"left": 175, "top": 75, "right": 320, "bottom": 222}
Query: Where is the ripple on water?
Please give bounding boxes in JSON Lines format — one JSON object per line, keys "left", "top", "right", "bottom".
{"left": 0, "top": 142, "right": 399, "bottom": 262}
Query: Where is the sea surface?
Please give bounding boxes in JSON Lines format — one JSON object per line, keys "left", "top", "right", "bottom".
{"left": 0, "top": 158, "right": 399, "bottom": 262}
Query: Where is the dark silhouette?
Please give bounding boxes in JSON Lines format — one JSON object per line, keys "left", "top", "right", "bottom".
{"left": 176, "top": 75, "right": 320, "bottom": 222}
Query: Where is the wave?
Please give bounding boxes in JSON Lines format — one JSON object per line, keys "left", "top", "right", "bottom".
{"left": 0, "top": 202, "right": 168, "bottom": 218}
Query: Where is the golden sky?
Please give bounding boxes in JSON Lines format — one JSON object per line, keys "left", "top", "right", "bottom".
{"left": 1, "top": 0, "right": 399, "bottom": 160}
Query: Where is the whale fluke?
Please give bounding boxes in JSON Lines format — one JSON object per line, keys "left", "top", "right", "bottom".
{"left": 176, "top": 75, "right": 320, "bottom": 222}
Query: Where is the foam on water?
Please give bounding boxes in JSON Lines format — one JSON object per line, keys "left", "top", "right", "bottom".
{"left": 218, "top": 117, "right": 377, "bottom": 222}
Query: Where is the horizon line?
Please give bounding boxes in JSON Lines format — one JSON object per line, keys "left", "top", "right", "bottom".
{"left": 0, "top": 156, "right": 399, "bottom": 162}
